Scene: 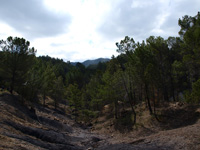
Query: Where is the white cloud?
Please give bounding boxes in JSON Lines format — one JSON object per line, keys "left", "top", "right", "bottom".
{"left": 0, "top": 0, "right": 199, "bottom": 62}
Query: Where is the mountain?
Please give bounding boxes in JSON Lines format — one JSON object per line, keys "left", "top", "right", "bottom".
{"left": 71, "top": 58, "right": 110, "bottom": 67}
{"left": 82, "top": 58, "right": 110, "bottom": 67}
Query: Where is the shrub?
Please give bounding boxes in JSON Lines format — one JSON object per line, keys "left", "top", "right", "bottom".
{"left": 191, "top": 79, "right": 200, "bottom": 103}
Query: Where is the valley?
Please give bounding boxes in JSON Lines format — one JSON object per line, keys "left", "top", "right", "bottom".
{"left": 0, "top": 93, "right": 200, "bottom": 150}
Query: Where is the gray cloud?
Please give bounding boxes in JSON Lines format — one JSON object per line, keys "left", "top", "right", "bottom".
{"left": 0, "top": 0, "right": 71, "bottom": 39}
{"left": 175, "top": 0, "right": 200, "bottom": 15}
{"left": 98, "top": 0, "right": 200, "bottom": 42}
{"left": 160, "top": 0, "right": 200, "bottom": 37}
{"left": 98, "top": 0, "right": 162, "bottom": 41}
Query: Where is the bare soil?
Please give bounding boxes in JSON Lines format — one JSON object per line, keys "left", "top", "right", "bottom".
{"left": 91, "top": 102, "right": 200, "bottom": 150}
{"left": 0, "top": 92, "right": 200, "bottom": 150}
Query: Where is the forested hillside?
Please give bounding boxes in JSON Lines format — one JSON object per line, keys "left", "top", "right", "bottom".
{"left": 0, "top": 12, "right": 200, "bottom": 130}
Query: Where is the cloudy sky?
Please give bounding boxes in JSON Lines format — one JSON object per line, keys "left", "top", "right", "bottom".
{"left": 0, "top": 0, "right": 199, "bottom": 62}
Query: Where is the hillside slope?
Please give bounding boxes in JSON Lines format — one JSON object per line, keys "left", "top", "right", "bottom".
{"left": 92, "top": 103, "right": 200, "bottom": 150}
{"left": 0, "top": 93, "right": 104, "bottom": 150}
{"left": 0, "top": 93, "right": 200, "bottom": 150}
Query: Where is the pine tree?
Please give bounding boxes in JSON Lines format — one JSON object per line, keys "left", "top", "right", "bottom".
{"left": 0, "top": 36, "right": 36, "bottom": 94}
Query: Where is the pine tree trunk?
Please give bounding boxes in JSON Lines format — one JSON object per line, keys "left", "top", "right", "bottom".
{"left": 145, "top": 83, "right": 153, "bottom": 115}
{"left": 114, "top": 100, "right": 118, "bottom": 119}
{"left": 43, "top": 94, "right": 46, "bottom": 106}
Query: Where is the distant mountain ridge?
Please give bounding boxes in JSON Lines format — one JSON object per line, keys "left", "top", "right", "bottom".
{"left": 71, "top": 58, "right": 110, "bottom": 67}
{"left": 82, "top": 58, "right": 110, "bottom": 67}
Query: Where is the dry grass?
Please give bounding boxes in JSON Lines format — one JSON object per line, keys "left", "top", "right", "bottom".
{"left": 91, "top": 101, "right": 200, "bottom": 149}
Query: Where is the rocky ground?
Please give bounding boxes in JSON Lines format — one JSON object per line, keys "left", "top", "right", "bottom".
{"left": 0, "top": 93, "right": 200, "bottom": 150}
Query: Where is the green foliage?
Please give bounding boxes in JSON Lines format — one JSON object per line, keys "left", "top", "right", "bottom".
{"left": 0, "top": 36, "right": 36, "bottom": 94}
{"left": 114, "top": 111, "right": 134, "bottom": 132}
{"left": 40, "top": 64, "right": 57, "bottom": 105}
{"left": 191, "top": 79, "right": 200, "bottom": 103}
{"left": 19, "top": 59, "right": 41, "bottom": 103}
{"left": 86, "top": 72, "right": 104, "bottom": 110}
{"left": 0, "top": 12, "right": 200, "bottom": 127}
{"left": 179, "top": 12, "right": 200, "bottom": 87}
{"left": 50, "top": 76, "right": 65, "bottom": 109}
{"left": 38, "top": 55, "right": 73, "bottom": 82}
{"left": 66, "top": 83, "right": 83, "bottom": 112}
{"left": 116, "top": 36, "right": 136, "bottom": 54}
{"left": 172, "top": 60, "right": 188, "bottom": 94}
{"left": 65, "top": 64, "right": 87, "bottom": 88}
{"left": 184, "top": 90, "right": 192, "bottom": 103}
{"left": 79, "top": 109, "right": 98, "bottom": 123}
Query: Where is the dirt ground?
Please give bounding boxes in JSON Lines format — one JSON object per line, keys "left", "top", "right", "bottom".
{"left": 0, "top": 93, "right": 200, "bottom": 150}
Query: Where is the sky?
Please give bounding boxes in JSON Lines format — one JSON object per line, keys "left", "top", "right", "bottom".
{"left": 0, "top": 0, "right": 199, "bottom": 62}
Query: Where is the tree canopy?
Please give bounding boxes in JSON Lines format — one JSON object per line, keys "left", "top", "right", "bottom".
{"left": 0, "top": 12, "right": 200, "bottom": 125}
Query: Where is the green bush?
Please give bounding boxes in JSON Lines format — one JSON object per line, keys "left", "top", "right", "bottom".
{"left": 184, "top": 90, "right": 192, "bottom": 103}
{"left": 79, "top": 109, "right": 98, "bottom": 123}
{"left": 191, "top": 79, "right": 200, "bottom": 103}
{"left": 114, "top": 111, "right": 134, "bottom": 132}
